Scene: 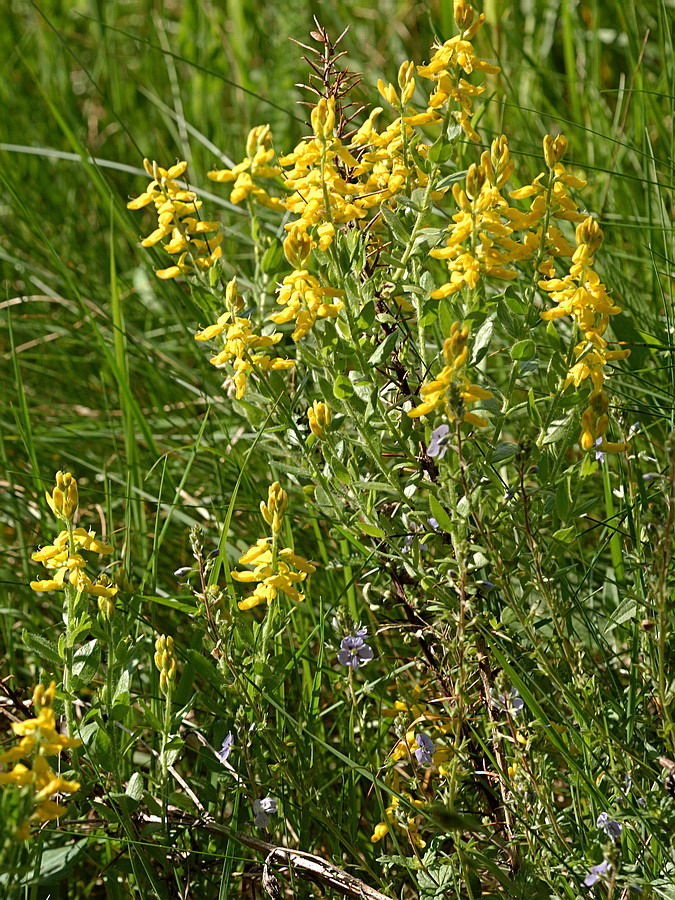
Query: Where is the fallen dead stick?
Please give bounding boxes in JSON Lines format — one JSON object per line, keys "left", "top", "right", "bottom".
{"left": 138, "top": 808, "right": 393, "bottom": 900}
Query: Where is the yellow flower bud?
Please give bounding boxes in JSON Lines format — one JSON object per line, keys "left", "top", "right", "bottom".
{"left": 576, "top": 216, "right": 603, "bottom": 255}
{"left": 543, "top": 133, "right": 568, "bottom": 168}
{"left": 154, "top": 634, "right": 177, "bottom": 694}
{"left": 307, "top": 401, "right": 331, "bottom": 439}
{"left": 45, "top": 471, "right": 78, "bottom": 522}
{"left": 310, "top": 97, "right": 335, "bottom": 140}
{"left": 454, "top": 0, "right": 475, "bottom": 31}
{"left": 465, "top": 163, "right": 486, "bottom": 200}
{"left": 283, "top": 226, "right": 314, "bottom": 268}
{"left": 260, "top": 482, "right": 288, "bottom": 533}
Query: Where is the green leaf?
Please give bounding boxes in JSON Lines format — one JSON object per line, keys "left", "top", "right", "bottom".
{"left": 527, "top": 388, "right": 542, "bottom": 426}
{"left": 429, "top": 494, "right": 454, "bottom": 533}
{"left": 471, "top": 316, "right": 494, "bottom": 364}
{"left": 22, "top": 629, "right": 62, "bottom": 666}
{"left": 71, "top": 639, "right": 101, "bottom": 688}
{"left": 125, "top": 771, "right": 144, "bottom": 802}
{"left": 380, "top": 205, "right": 411, "bottom": 244}
{"left": 361, "top": 523, "right": 385, "bottom": 538}
{"left": 369, "top": 331, "right": 399, "bottom": 365}
{"left": 510, "top": 339, "right": 535, "bottom": 360}
{"left": 332, "top": 375, "right": 354, "bottom": 399}
{"left": 30, "top": 840, "right": 88, "bottom": 886}
{"left": 491, "top": 442, "right": 517, "bottom": 464}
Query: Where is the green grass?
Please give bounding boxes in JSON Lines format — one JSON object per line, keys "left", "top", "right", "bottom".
{"left": 1, "top": 0, "right": 674, "bottom": 896}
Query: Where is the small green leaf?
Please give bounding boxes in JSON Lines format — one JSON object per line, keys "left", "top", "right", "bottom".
{"left": 332, "top": 375, "right": 354, "bottom": 399}
{"left": 510, "top": 339, "right": 535, "bottom": 360}
{"left": 491, "top": 442, "right": 517, "bottom": 464}
{"left": 429, "top": 495, "right": 454, "bottom": 533}
{"left": 125, "top": 771, "right": 144, "bottom": 802}
{"left": 361, "top": 523, "right": 385, "bottom": 538}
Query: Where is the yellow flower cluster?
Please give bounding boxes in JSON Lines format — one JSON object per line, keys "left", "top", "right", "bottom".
{"left": 271, "top": 233, "right": 344, "bottom": 340}
{"left": 0, "top": 681, "right": 80, "bottom": 838}
{"left": 208, "top": 125, "right": 284, "bottom": 211}
{"left": 231, "top": 483, "right": 316, "bottom": 611}
{"left": 127, "top": 159, "right": 222, "bottom": 279}
{"left": 410, "top": 0, "right": 499, "bottom": 141}
{"left": 30, "top": 472, "right": 117, "bottom": 601}
{"left": 509, "top": 134, "right": 586, "bottom": 278}
{"left": 371, "top": 776, "right": 427, "bottom": 849}
{"left": 408, "top": 321, "right": 492, "bottom": 424}
{"left": 539, "top": 217, "right": 630, "bottom": 453}
{"left": 430, "top": 136, "right": 527, "bottom": 297}
{"left": 430, "top": 133, "right": 588, "bottom": 299}
{"left": 194, "top": 278, "right": 294, "bottom": 399}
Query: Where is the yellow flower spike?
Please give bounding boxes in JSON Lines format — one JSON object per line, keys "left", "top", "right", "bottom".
{"left": 307, "top": 401, "right": 331, "bottom": 439}
{"left": 408, "top": 323, "right": 492, "bottom": 423}
{"left": 154, "top": 635, "right": 178, "bottom": 695}
{"left": 232, "top": 490, "right": 316, "bottom": 613}
{"left": 128, "top": 159, "right": 222, "bottom": 280}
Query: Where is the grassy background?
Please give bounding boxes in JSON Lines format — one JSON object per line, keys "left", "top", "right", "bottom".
{"left": 0, "top": 0, "right": 673, "bottom": 894}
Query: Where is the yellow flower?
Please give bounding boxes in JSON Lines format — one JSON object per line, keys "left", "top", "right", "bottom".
{"left": 414, "top": 1, "right": 499, "bottom": 142}
{"left": 371, "top": 782, "right": 427, "bottom": 849}
{"left": 195, "top": 278, "right": 294, "bottom": 399}
{"left": 128, "top": 159, "right": 222, "bottom": 279}
{"left": 307, "top": 401, "right": 331, "bottom": 439}
{"left": 271, "top": 269, "right": 343, "bottom": 341}
{"left": 208, "top": 125, "right": 284, "bottom": 211}
{"left": 31, "top": 480, "right": 118, "bottom": 599}
{"left": 408, "top": 322, "right": 492, "bottom": 424}
{"left": 232, "top": 539, "right": 316, "bottom": 610}
{"left": 0, "top": 681, "right": 81, "bottom": 838}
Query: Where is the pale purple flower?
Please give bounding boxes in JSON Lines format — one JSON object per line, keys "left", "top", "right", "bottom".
{"left": 218, "top": 731, "right": 233, "bottom": 764}
{"left": 584, "top": 859, "right": 611, "bottom": 887}
{"left": 428, "top": 424, "right": 451, "bottom": 460}
{"left": 491, "top": 687, "right": 524, "bottom": 715}
{"left": 337, "top": 630, "right": 374, "bottom": 669}
{"left": 253, "top": 796, "right": 277, "bottom": 828}
{"left": 595, "top": 437, "right": 605, "bottom": 463}
{"left": 596, "top": 812, "right": 622, "bottom": 842}
{"left": 415, "top": 733, "right": 435, "bottom": 766}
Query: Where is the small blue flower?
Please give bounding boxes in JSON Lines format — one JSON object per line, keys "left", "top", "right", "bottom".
{"left": 491, "top": 687, "right": 524, "bottom": 716}
{"left": 427, "top": 424, "right": 451, "bottom": 460}
{"left": 337, "top": 629, "right": 374, "bottom": 669}
{"left": 584, "top": 859, "right": 611, "bottom": 887}
{"left": 414, "top": 733, "right": 435, "bottom": 766}
{"left": 218, "top": 731, "right": 233, "bottom": 764}
{"left": 253, "top": 796, "right": 277, "bottom": 828}
{"left": 596, "top": 811, "right": 622, "bottom": 842}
